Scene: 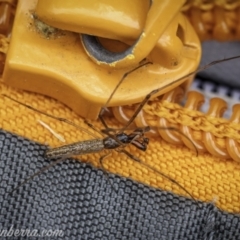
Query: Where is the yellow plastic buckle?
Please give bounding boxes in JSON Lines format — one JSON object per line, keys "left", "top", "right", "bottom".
{"left": 3, "top": 0, "right": 201, "bottom": 119}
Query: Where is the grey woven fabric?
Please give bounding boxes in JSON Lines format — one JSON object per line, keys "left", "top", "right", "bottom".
{"left": 0, "top": 129, "right": 240, "bottom": 240}
{"left": 198, "top": 41, "right": 240, "bottom": 88}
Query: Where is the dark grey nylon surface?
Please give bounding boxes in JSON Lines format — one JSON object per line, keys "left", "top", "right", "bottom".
{"left": 0, "top": 129, "right": 240, "bottom": 240}
{"left": 199, "top": 41, "right": 240, "bottom": 88}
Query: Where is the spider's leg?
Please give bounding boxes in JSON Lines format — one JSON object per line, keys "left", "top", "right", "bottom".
{"left": 99, "top": 111, "right": 109, "bottom": 130}
{"left": 2, "top": 94, "right": 98, "bottom": 138}
{"left": 153, "top": 126, "right": 198, "bottom": 156}
{"left": 9, "top": 157, "right": 66, "bottom": 195}
{"left": 100, "top": 62, "right": 152, "bottom": 113}
{"left": 119, "top": 55, "right": 240, "bottom": 132}
{"left": 83, "top": 119, "right": 104, "bottom": 137}
{"left": 120, "top": 148, "right": 199, "bottom": 206}
{"left": 119, "top": 89, "right": 157, "bottom": 132}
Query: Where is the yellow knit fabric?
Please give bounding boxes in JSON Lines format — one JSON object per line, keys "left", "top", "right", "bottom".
{"left": 1, "top": 81, "right": 240, "bottom": 213}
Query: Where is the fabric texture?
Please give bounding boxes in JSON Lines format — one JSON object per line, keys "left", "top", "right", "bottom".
{"left": 198, "top": 41, "right": 240, "bottom": 88}
{"left": 0, "top": 129, "right": 240, "bottom": 240}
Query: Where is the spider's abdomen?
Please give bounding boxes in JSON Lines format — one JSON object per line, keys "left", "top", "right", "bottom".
{"left": 46, "top": 139, "right": 105, "bottom": 159}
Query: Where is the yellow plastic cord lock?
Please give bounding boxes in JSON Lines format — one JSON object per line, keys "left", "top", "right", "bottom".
{"left": 3, "top": 0, "right": 201, "bottom": 119}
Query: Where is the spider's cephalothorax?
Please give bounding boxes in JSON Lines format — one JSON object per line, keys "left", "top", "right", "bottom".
{"left": 103, "top": 127, "right": 150, "bottom": 151}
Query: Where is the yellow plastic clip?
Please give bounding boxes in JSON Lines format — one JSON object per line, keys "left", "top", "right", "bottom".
{"left": 3, "top": 0, "right": 201, "bottom": 119}
{"left": 37, "top": 0, "right": 187, "bottom": 69}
